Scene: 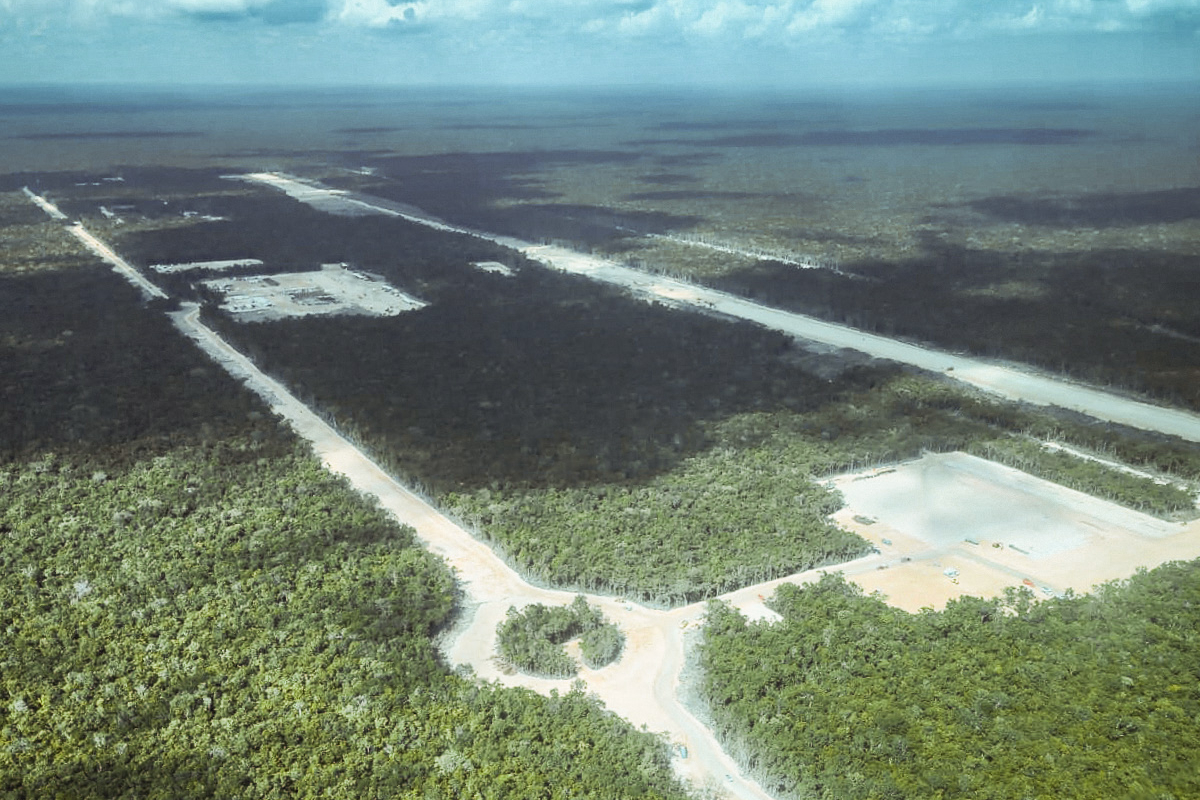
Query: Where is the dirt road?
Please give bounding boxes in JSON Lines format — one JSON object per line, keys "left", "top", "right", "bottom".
{"left": 29, "top": 181, "right": 1200, "bottom": 799}
{"left": 21, "top": 188, "right": 168, "bottom": 301}
{"left": 168, "top": 302, "right": 776, "bottom": 799}
{"left": 238, "top": 173, "right": 1200, "bottom": 444}
{"left": 68, "top": 223, "right": 168, "bottom": 300}
{"left": 24, "top": 180, "right": 774, "bottom": 799}
{"left": 521, "top": 244, "right": 1200, "bottom": 444}
{"left": 22, "top": 186, "right": 68, "bottom": 220}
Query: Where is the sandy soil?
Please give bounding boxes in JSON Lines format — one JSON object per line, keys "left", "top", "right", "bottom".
{"left": 151, "top": 258, "right": 263, "bottom": 274}
{"left": 22, "top": 186, "right": 68, "bottom": 220}
{"left": 168, "top": 302, "right": 775, "bottom": 800}
{"left": 203, "top": 264, "right": 424, "bottom": 321}
{"left": 833, "top": 453, "right": 1200, "bottom": 612}
{"left": 31, "top": 184, "right": 1200, "bottom": 800}
{"left": 67, "top": 223, "right": 168, "bottom": 301}
{"left": 23, "top": 189, "right": 168, "bottom": 300}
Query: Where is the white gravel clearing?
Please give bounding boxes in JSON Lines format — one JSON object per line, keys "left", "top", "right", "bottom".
{"left": 836, "top": 452, "right": 1180, "bottom": 558}
{"left": 26, "top": 181, "right": 1200, "bottom": 800}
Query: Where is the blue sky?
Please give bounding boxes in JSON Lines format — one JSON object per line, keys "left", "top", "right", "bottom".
{"left": 2, "top": 0, "right": 1198, "bottom": 86}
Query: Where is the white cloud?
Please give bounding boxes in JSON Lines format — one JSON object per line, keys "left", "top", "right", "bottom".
{"left": 786, "top": 0, "right": 876, "bottom": 33}
{"left": 168, "top": 0, "right": 259, "bottom": 12}
{"left": 991, "top": 3, "right": 1046, "bottom": 30}
{"left": 1124, "top": 0, "right": 1190, "bottom": 13}
{"left": 335, "top": 0, "right": 414, "bottom": 27}
{"left": 5, "top": 0, "right": 1199, "bottom": 41}
{"left": 613, "top": 4, "right": 674, "bottom": 36}
{"left": 692, "top": 1, "right": 753, "bottom": 36}
{"left": 1, "top": 0, "right": 330, "bottom": 23}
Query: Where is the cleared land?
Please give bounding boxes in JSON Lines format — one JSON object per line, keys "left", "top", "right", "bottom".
{"left": 840, "top": 452, "right": 1181, "bottom": 555}
{"left": 240, "top": 172, "right": 1200, "bottom": 444}
{"left": 472, "top": 260, "right": 515, "bottom": 276}
{"left": 25, "top": 185, "right": 1200, "bottom": 800}
{"left": 167, "top": 301, "right": 774, "bottom": 800}
{"left": 66, "top": 222, "right": 168, "bottom": 301}
{"left": 832, "top": 452, "right": 1200, "bottom": 612}
{"left": 203, "top": 263, "right": 425, "bottom": 321}
{"left": 22, "top": 186, "right": 68, "bottom": 220}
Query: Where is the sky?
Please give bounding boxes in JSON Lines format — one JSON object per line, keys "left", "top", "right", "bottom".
{"left": 1, "top": 0, "right": 1198, "bottom": 87}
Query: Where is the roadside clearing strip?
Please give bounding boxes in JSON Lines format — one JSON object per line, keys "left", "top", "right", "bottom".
{"left": 67, "top": 223, "right": 168, "bottom": 301}
{"left": 238, "top": 172, "right": 1200, "bottom": 444}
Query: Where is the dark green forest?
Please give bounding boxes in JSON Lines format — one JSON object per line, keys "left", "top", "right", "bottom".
{"left": 0, "top": 437, "right": 685, "bottom": 799}
{"left": 698, "top": 570, "right": 1200, "bottom": 800}
{"left": 707, "top": 245, "right": 1200, "bottom": 412}
{"left": 118, "top": 177, "right": 1190, "bottom": 606}
{"left": 17, "top": 176, "right": 1198, "bottom": 611}
{"left": 495, "top": 597, "right": 625, "bottom": 678}
{"left": 7, "top": 161, "right": 1200, "bottom": 799}
{"left": 100, "top": 173, "right": 526, "bottom": 305}
{"left": 966, "top": 437, "right": 1194, "bottom": 516}
{"left": 0, "top": 191, "right": 689, "bottom": 799}
{"left": 316, "top": 155, "right": 1200, "bottom": 414}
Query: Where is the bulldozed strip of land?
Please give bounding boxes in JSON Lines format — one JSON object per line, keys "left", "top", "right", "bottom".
{"left": 239, "top": 172, "right": 1200, "bottom": 443}
{"left": 151, "top": 258, "right": 262, "bottom": 274}
{"left": 21, "top": 182, "right": 1200, "bottom": 800}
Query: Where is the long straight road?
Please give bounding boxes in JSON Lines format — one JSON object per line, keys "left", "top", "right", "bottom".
{"left": 26, "top": 174, "right": 1200, "bottom": 800}
{"left": 22, "top": 187, "right": 168, "bottom": 300}
{"left": 68, "top": 222, "right": 168, "bottom": 300}
{"left": 239, "top": 172, "right": 1200, "bottom": 444}
{"left": 521, "top": 252, "right": 1200, "bottom": 445}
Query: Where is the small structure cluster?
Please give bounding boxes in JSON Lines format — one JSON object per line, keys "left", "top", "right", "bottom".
{"left": 472, "top": 260, "right": 515, "bottom": 276}
{"left": 202, "top": 263, "right": 425, "bottom": 322}
{"left": 151, "top": 258, "right": 264, "bottom": 274}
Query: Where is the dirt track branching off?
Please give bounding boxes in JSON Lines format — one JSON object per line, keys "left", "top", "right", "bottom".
{"left": 14, "top": 169, "right": 1200, "bottom": 800}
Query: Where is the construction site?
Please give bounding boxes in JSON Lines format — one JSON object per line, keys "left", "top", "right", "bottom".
{"left": 202, "top": 263, "right": 426, "bottom": 322}
{"left": 833, "top": 452, "right": 1200, "bottom": 612}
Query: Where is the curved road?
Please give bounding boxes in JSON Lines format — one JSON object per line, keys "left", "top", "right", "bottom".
{"left": 21, "top": 186, "right": 778, "bottom": 797}
{"left": 28, "top": 181, "right": 1200, "bottom": 799}
{"left": 23, "top": 185, "right": 780, "bottom": 799}
{"left": 168, "top": 302, "right": 780, "bottom": 800}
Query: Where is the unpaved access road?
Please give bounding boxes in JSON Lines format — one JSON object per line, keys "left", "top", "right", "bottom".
{"left": 68, "top": 222, "right": 168, "bottom": 300}
{"left": 24, "top": 182, "right": 777, "bottom": 799}
{"left": 27, "top": 181, "right": 1200, "bottom": 799}
{"left": 524, "top": 246, "right": 1200, "bottom": 444}
{"left": 168, "top": 302, "right": 777, "bottom": 800}
{"left": 240, "top": 172, "right": 1200, "bottom": 444}
{"left": 21, "top": 188, "right": 167, "bottom": 300}
{"left": 22, "top": 186, "right": 68, "bottom": 220}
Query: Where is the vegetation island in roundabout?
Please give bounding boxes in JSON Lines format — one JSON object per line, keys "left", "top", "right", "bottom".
{"left": 495, "top": 596, "right": 626, "bottom": 678}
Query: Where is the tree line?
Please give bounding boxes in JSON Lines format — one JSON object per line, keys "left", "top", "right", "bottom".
{"left": 203, "top": 227, "right": 1198, "bottom": 604}
{"left": 0, "top": 190, "right": 690, "bottom": 799}
{"left": 19, "top": 180, "right": 1197, "bottom": 614}
{"left": 698, "top": 568, "right": 1200, "bottom": 800}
